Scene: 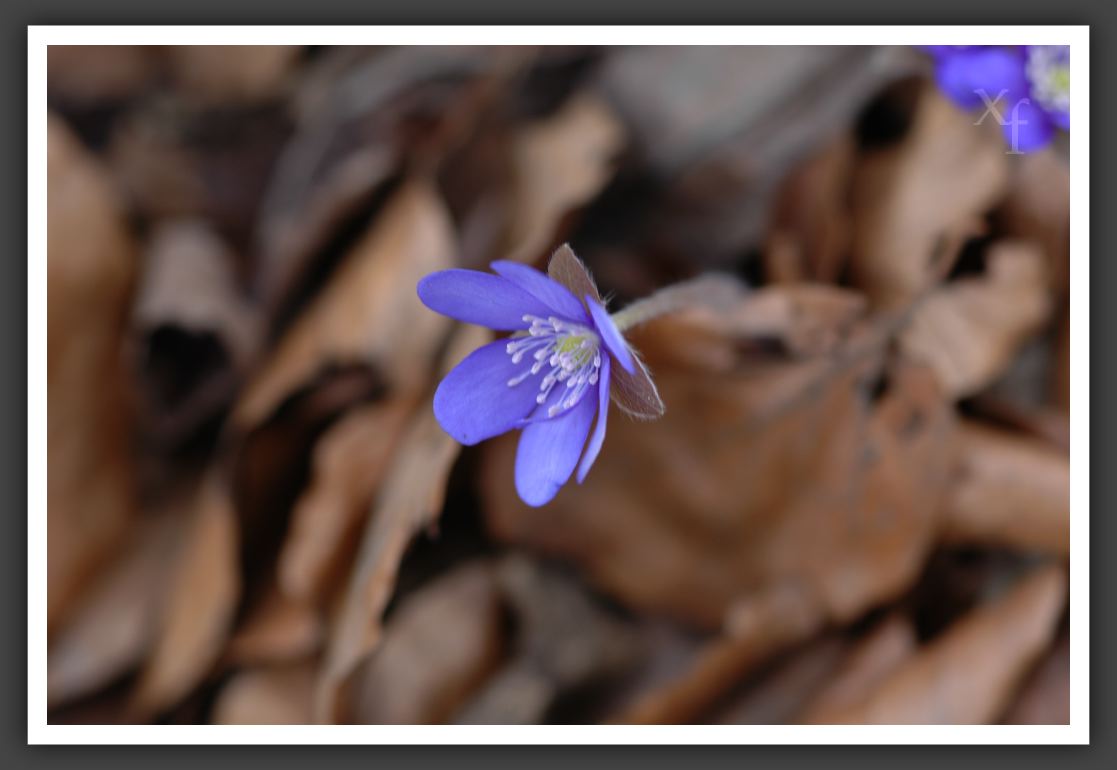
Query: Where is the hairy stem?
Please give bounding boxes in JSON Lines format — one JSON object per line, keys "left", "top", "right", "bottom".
{"left": 609, "top": 274, "right": 747, "bottom": 332}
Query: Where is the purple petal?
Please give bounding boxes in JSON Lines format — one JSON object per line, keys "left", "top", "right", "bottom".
{"left": 576, "top": 355, "right": 610, "bottom": 483}
{"left": 491, "top": 261, "right": 590, "bottom": 323}
{"left": 936, "top": 47, "right": 1028, "bottom": 110}
{"left": 921, "top": 45, "right": 986, "bottom": 58}
{"left": 1001, "top": 98, "right": 1055, "bottom": 153}
{"left": 586, "top": 296, "right": 636, "bottom": 374}
{"left": 514, "top": 387, "right": 597, "bottom": 506}
{"left": 418, "top": 269, "right": 556, "bottom": 331}
{"left": 434, "top": 340, "right": 544, "bottom": 445}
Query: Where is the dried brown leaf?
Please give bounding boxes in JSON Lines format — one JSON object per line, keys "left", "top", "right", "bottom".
{"left": 315, "top": 324, "right": 490, "bottom": 723}
{"left": 131, "top": 220, "right": 260, "bottom": 445}
{"left": 234, "top": 179, "right": 456, "bottom": 431}
{"left": 967, "top": 396, "right": 1069, "bottom": 452}
{"left": 899, "top": 240, "right": 1052, "bottom": 399}
{"left": 628, "top": 283, "right": 867, "bottom": 373}
{"left": 129, "top": 473, "right": 241, "bottom": 718}
{"left": 456, "top": 556, "right": 641, "bottom": 725}
{"left": 1001, "top": 630, "right": 1069, "bottom": 725}
{"left": 1053, "top": 306, "right": 1070, "bottom": 409}
{"left": 47, "top": 114, "right": 137, "bottom": 629}
{"left": 850, "top": 82, "right": 1008, "bottom": 307}
{"left": 225, "top": 589, "right": 323, "bottom": 668}
{"left": 212, "top": 662, "right": 316, "bottom": 725}
{"left": 483, "top": 300, "right": 950, "bottom": 631}
{"left": 108, "top": 100, "right": 289, "bottom": 246}
{"left": 612, "top": 583, "right": 824, "bottom": 724}
{"left": 48, "top": 508, "right": 187, "bottom": 709}
{"left": 715, "top": 635, "right": 849, "bottom": 724}
{"left": 940, "top": 421, "right": 1069, "bottom": 555}
{"left": 595, "top": 46, "right": 917, "bottom": 268}
{"left": 166, "top": 46, "right": 302, "bottom": 104}
{"left": 499, "top": 95, "right": 625, "bottom": 265}
{"left": 998, "top": 148, "right": 1070, "bottom": 296}
{"left": 256, "top": 46, "right": 525, "bottom": 308}
{"left": 799, "top": 615, "right": 917, "bottom": 723}
{"left": 48, "top": 45, "right": 159, "bottom": 105}
{"left": 765, "top": 136, "right": 855, "bottom": 285}
{"left": 277, "top": 397, "right": 417, "bottom": 604}
{"left": 820, "top": 565, "right": 1066, "bottom": 724}
{"left": 351, "top": 561, "right": 505, "bottom": 724}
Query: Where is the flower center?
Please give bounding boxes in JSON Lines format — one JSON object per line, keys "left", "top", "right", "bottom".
{"left": 1026, "top": 45, "right": 1070, "bottom": 115}
{"left": 506, "top": 314, "right": 602, "bottom": 418}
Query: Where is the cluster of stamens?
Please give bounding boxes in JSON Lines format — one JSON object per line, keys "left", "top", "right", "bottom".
{"left": 1026, "top": 45, "right": 1070, "bottom": 114}
{"left": 506, "top": 314, "right": 602, "bottom": 418}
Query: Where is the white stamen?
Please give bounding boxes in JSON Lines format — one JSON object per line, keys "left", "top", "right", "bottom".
{"left": 504, "top": 317, "right": 605, "bottom": 415}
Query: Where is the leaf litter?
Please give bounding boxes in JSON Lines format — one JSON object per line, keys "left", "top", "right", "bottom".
{"left": 46, "top": 45, "right": 1071, "bottom": 726}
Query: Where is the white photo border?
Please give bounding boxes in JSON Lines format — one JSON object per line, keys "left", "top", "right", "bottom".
{"left": 27, "top": 24, "right": 1090, "bottom": 745}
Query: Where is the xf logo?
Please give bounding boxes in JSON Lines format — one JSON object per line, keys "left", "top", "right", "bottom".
{"left": 973, "top": 88, "right": 1031, "bottom": 155}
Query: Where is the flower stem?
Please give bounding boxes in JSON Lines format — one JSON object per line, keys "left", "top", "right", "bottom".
{"left": 609, "top": 274, "right": 746, "bottom": 332}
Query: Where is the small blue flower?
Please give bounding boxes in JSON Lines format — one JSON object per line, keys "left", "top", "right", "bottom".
{"left": 924, "top": 44, "right": 1069, "bottom": 152}
{"left": 418, "top": 256, "right": 639, "bottom": 507}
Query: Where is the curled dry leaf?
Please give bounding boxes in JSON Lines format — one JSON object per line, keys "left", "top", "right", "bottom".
{"left": 255, "top": 46, "right": 523, "bottom": 310}
{"left": 234, "top": 179, "right": 456, "bottom": 431}
{"left": 997, "top": 147, "right": 1070, "bottom": 297}
{"left": 277, "top": 397, "right": 418, "bottom": 604}
{"left": 165, "top": 46, "right": 302, "bottom": 105}
{"left": 967, "top": 395, "right": 1069, "bottom": 453}
{"left": 225, "top": 588, "right": 323, "bottom": 668}
{"left": 1001, "top": 630, "right": 1069, "bottom": 725}
{"left": 939, "top": 421, "right": 1069, "bottom": 556}
{"left": 612, "top": 582, "right": 824, "bottom": 725}
{"left": 455, "top": 555, "right": 642, "bottom": 725}
{"left": 898, "top": 240, "right": 1052, "bottom": 399}
{"left": 595, "top": 45, "right": 911, "bottom": 174}
{"left": 315, "top": 324, "right": 491, "bottom": 723}
{"left": 498, "top": 95, "right": 625, "bottom": 265}
{"left": 820, "top": 564, "right": 1066, "bottom": 724}
{"left": 108, "top": 98, "right": 290, "bottom": 247}
{"left": 132, "top": 220, "right": 260, "bottom": 445}
{"left": 47, "top": 114, "right": 137, "bottom": 630}
{"left": 765, "top": 136, "right": 855, "bottom": 285}
{"left": 128, "top": 473, "right": 241, "bottom": 718}
{"left": 850, "top": 82, "right": 1008, "bottom": 308}
{"left": 1052, "top": 306, "right": 1070, "bottom": 410}
{"left": 48, "top": 508, "right": 188, "bottom": 709}
{"left": 628, "top": 283, "right": 866, "bottom": 372}
{"left": 212, "top": 661, "right": 316, "bottom": 725}
{"left": 715, "top": 635, "right": 849, "bottom": 724}
{"left": 799, "top": 614, "right": 917, "bottom": 723}
{"left": 48, "top": 45, "right": 159, "bottom": 106}
{"left": 108, "top": 109, "right": 208, "bottom": 219}
{"left": 350, "top": 561, "right": 505, "bottom": 724}
{"left": 595, "top": 46, "right": 917, "bottom": 268}
{"left": 483, "top": 292, "right": 951, "bottom": 631}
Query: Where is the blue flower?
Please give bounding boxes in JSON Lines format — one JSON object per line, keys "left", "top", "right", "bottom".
{"left": 924, "top": 45, "right": 1069, "bottom": 152}
{"left": 417, "top": 249, "right": 644, "bottom": 507}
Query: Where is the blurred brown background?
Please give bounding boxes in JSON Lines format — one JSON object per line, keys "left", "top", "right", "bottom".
{"left": 46, "top": 45, "right": 1069, "bottom": 726}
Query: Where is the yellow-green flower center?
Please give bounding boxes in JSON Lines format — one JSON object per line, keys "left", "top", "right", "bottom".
{"left": 505, "top": 315, "right": 602, "bottom": 418}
